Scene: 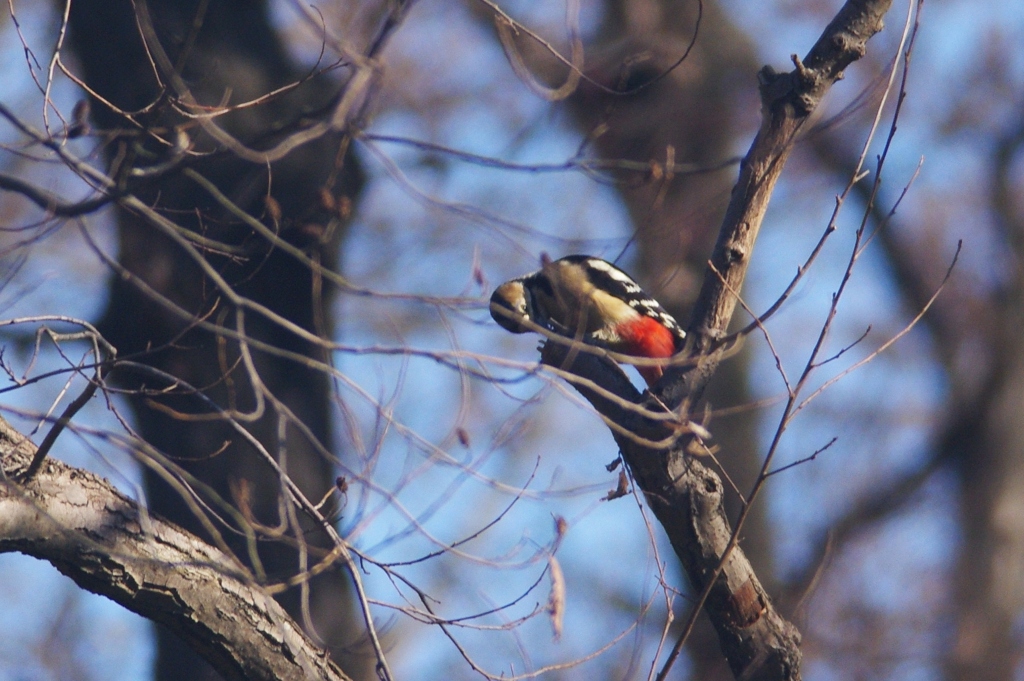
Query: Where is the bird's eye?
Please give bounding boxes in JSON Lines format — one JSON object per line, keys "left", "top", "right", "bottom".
{"left": 519, "top": 290, "right": 532, "bottom": 316}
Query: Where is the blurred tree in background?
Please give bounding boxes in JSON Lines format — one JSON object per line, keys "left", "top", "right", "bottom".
{"left": 63, "top": 1, "right": 367, "bottom": 678}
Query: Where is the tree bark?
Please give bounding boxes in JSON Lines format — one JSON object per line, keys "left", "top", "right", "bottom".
{"left": 540, "top": 0, "right": 894, "bottom": 678}
{"left": 0, "top": 417, "right": 350, "bottom": 681}
{"left": 65, "top": 2, "right": 366, "bottom": 678}
{"left": 562, "top": 4, "right": 763, "bottom": 675}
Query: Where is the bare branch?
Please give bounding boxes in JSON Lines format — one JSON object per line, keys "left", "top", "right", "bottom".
{"left": 537, "top": 1, "right": 896, "bottom": 679}
{"left": 660, "top": 0, "right": 894, "bottom": 409}
{"left": 0, "top": 416, "right": 350, "bottom": 681}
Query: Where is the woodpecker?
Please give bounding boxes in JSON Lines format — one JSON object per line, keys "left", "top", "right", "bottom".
{"left": 490, "top": 255, "right": 685, "bottom": 387}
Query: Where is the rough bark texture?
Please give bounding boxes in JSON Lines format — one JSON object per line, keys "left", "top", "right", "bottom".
{"left": 540, "top": 0, "right": 894, "bottom": 678}
{"left": 0, "top": 418, "right": 350, "bottom": 681}
{"left": 542, "top": 342, "right": 802, "bottom": 681}
{"left": 561, "top": 4, "right": 763, "bottom": 674}
{"left": 662, "top": 0, "right": 894, "bottom": 408}
{"left": 64, "top": 2, "right": 366, "bottom": 678}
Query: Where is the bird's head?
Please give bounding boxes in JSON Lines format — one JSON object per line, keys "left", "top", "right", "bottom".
{"left": 489, "top": 280, "right": 532, "bottom": 333}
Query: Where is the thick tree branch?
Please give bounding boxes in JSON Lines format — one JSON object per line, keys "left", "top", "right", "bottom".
{"left": 661, "top": 0, "right": 894, "bottom": 409}
{"left": 543, "top": 342, "right": 801, "bottom": 681}
{"left": 541, "top": 1, "right": 893, "bottom": 679}
{"left": 0, "top": 417, "right": 350, "bottom": 681}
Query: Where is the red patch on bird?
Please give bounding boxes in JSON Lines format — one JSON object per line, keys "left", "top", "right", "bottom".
{"left": 618, "top": 316, "right": 677, "bottom": 387}
{"left": 620, "top": 316, "right": 677, "bottom": 358}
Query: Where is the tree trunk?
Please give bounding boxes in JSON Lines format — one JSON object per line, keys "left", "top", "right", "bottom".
{"left": 65, "top": 2, "right": 366, "bottom": 678}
